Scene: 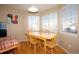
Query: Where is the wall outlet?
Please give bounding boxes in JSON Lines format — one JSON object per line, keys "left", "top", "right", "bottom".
{"left": 68, "top": 44, "right": 72, "bottom": 48}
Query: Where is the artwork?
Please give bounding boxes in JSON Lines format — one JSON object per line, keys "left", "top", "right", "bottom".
{"left": 7, "top": 14, "right": 18, "bottom": 24}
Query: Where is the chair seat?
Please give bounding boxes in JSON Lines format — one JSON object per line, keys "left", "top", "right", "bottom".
{"left": 46, "top": 41, "right": 57, "bottom": 48}
{"left": 30, "top": 40, "right": 39, "bottom": 44}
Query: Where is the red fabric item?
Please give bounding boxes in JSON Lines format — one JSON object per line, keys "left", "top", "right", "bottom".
{"left": 0, "top": 36, "right": 17, "bottom": 52}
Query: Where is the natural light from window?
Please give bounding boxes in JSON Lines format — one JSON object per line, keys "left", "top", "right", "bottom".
{"left": 28, "top": 16, "right": 40, "bottom": 32}
{"left": 61, "top": 5, "right": 78, "bottom": 34}
{"left": 28, "top": 12, "right": 57, "bottom": 33}
{"left": 42, "top": 12, "right": 57, "bottom": 33}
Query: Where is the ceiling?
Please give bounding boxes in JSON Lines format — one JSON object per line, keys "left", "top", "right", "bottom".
{"left": 0, "top": 4, "right": 58, "bottom": 12}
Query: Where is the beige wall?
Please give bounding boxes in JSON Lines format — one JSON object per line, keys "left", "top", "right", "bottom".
{"left": 0, "top": 6, "right": 27, "bottom": 42}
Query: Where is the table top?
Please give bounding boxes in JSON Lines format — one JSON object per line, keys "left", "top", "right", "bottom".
{"left": 26, "top": 32, "right": 56, "bottom": 40}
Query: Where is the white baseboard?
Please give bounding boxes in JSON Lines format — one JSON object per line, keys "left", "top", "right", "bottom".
{"left": 58, "top": 44, "right": 70, "bottom": 54}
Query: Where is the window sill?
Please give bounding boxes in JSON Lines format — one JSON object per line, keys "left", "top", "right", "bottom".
{"left": 61, "top": 31, "right": 78, "bottom": 37}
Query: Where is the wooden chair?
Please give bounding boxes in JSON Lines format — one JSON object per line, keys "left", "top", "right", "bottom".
{"left": 42, "top": 33, "right": 58, "bottom": 54}
{"left": 28, "top": 34, "right": 39, "bottom": 54}
{"left": 46, "top": 33, "right": 58, "bottom": 53}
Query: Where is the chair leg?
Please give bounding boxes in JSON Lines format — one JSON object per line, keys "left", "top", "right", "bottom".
{"left": 51, "top": 48, "right": 53, "bottom": 54}
{"left": 39, "top": 43, "right": 42, "bottom": 50}
{"left": 44, "top": 42, "right": 46, "bottom": 54}
{"left": 34, "top": 44, "right": 36, "bottom": 54}
{"left": 45, "top": 46, "right": 46, "bottom": 54}
{"left": 40, "top": 43, "right": 43, "bottom": 53}
{"left": 43, "top": 45, "right": 46, "bottom": 54}
{"left": 16, "top": 44, "right": 20, "bottom": 54}
{"left": 29, "top": 43, "right": 32, "bottom": 53}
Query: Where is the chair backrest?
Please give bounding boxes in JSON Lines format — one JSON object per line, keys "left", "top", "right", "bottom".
{"left": 26, "top": 34, "right": 30, "bottom": 40}
{"left": 51, "top": 33, "right": 58, "bottom": 44}
{"left": 29, "top": 34, "right": 36, "bottom": 43}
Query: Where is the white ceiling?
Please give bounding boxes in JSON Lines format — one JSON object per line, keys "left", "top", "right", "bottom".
{"left": 0, "top": 4, "right": 58, "bottom": 12}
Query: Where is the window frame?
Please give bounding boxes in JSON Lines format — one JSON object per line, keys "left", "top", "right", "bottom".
{"left": 60, "top": 5, "right": 78, "bottom": 35}
{"left": 41, "top": 12, "right": 58, "bottom": 33}
{"left": 27, "top": 15, "right": 40, "bottom": 32}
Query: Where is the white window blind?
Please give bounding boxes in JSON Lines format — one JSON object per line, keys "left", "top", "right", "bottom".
{"left": 28, "top": 16, "right": 40, "bottom": 32}
{"left": 61, "top": 5, "right": 78, "bottom": 34}
{"left": 42, "top": 12, "right": 57, "bottom": 33}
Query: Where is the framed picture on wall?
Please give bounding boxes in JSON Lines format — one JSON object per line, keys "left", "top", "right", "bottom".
{"left": 7, "top": 14, "right": 18, "bottom": 24}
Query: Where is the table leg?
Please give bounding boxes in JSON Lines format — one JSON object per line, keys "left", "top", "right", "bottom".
{"left": 44, "top": 40, "right": 46, "bottom": 54}
{"left": 34, "top": 44, "right": 36, "bottom": 54}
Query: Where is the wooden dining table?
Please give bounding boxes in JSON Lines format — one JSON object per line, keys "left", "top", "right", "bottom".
{"left": 26, "top": 32, "right": 57, "bottom": 53}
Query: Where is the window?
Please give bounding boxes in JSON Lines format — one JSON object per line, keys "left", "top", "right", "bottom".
{"left": 41, "top": 12, "right": 57, "bottom": 33}
{"left": 61, "top": 5, "right": 78, "bottom": 34}
{"left": 28, "top": 16, "right": 40, "bottom": 32}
